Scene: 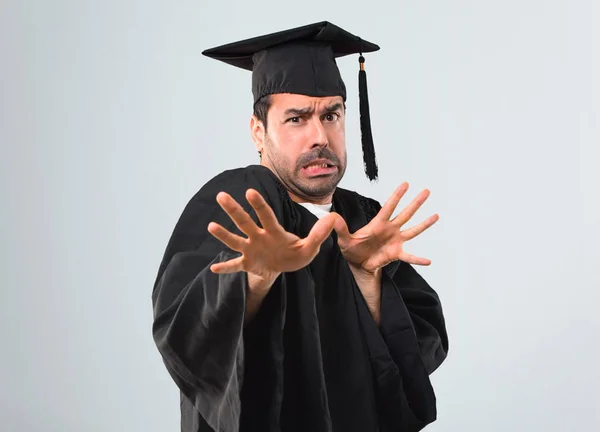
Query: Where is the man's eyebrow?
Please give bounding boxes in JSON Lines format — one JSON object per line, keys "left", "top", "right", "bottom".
{"left": 322, "top": 102, "right": 344, "bottom": 113}
{"left": 284, "top": 106, "right": 314, "bottom": 117}
{"left": 283, "top": 103, "right": 344, "bottom": 117}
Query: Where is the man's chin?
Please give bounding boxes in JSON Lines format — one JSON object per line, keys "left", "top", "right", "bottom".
{"left": 293, "top": 176, "right": 341, "bottom": 198}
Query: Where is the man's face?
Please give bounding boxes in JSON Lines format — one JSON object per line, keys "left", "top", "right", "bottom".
{"left": 254, "top": 93, "right": 347, "bottom": 204}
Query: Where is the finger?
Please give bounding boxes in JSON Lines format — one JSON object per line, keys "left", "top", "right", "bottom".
{"left": 392, "top": 188, "right": 431, "bottom": 227}
{"left": 399, "top": 252, "right": 432, "bottom": 266}
{"left": 216, "top": 192, "right": 260, "bottom": 237}
{"left": 304, "top": 213, "right": 336, "bottom": 247}
{"left": 330, "top": 212, "right": 350, "bottom": 243}
{"left": 401, "top": 214, "right": 439, "bottom": 240}
{"left": 245, "top": 189, "right": 280, "bottom": 232}
{"left": 210, "top": 256, "right": 244, "bottom": 274}
{"left": 378, "top": 183, "right": 409, "bottom": 221}
{"left": 207, "top": 222, "right": 247, "bottom": 251}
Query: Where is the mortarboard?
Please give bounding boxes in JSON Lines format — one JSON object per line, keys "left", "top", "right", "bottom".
{"left": 202, "top": 21, "right": 381, "bottom": 181}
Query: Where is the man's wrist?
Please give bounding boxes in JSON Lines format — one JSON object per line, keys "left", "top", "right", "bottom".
{"left": 244, "top": 271, "right": 280, "bottom": 324}
{"left": 247, "top": 271, "right": 280, "bottom": 293}
{"left": 348, "top": 265, "right": 382, "bottom": 325}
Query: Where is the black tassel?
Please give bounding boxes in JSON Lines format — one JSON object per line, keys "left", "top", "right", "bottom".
{"left": 358, "top": 54, "right": 378, "bottom": 181}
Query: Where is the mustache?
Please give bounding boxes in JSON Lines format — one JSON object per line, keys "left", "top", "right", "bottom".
{"left": 296, "top": 148, "right": 340, "bottom": 168}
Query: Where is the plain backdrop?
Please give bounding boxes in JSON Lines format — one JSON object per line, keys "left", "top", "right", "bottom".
{"left": 1, "top": 0, "right": 599, "bottom": 431}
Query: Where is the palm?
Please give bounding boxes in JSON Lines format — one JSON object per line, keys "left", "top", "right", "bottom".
{"left": 207, "top": 189, "right": 336, "bottom": 280}
{"left": 338, "top": 220, "right": 405, "bottom": 272}
{"left": 333, "top": 183, "right": 439, "bottom": 272}
{"left": 235, "top": 228, "right": 320, "bottom": 276}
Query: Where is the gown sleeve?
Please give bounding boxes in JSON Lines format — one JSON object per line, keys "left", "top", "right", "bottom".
{"left": 150, "top": 168, "right": 277, "bottom": 432}
{"left": 352, "top": 194, "right": 449, "bottom": 431}
{"left": 355, "top": 194, "right": 449, "bottom": 373}
{"left": 381, "top": 260, "right": 449, "bottom": 374}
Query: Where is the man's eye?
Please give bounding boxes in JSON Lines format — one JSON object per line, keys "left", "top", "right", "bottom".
{"left": 287, "top": 117, "right": 300, "bottom": 123}
{"left": 324, "top": 113, "right": 339, "bottom": 122}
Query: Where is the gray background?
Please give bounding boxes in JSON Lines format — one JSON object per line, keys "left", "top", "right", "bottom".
{"left": 1, "top": 0, "right": 598, "bottom": 431}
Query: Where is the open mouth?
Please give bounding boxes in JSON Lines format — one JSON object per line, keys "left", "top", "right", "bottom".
{"left": 305, "top": 162, "right": 334, "bottom": 169}
{"left": 302, "top": 161, "right": 338, "bottom": 176}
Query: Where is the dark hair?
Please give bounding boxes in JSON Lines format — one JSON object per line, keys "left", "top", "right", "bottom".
{"left": 253, "top": 95, "right": 272, "bottom": 159}
{"left": 253, "top": 94, "right": 272, "bottom": 131}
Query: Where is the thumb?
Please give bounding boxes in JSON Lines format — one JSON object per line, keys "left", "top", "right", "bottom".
{"left": 306, "top": 213, "right": 337, "bottom": 246}
{"left": 329, "top": 212, "right": 350, "bottom": 244}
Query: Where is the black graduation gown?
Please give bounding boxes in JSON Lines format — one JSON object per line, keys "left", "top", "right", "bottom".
{"left": 151, "top": 165, "right": 448, "bottom": 432}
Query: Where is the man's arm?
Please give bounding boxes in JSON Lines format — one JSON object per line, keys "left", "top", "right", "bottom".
{"left": 151, "top": 176, "right": 278, "bottom": 432}
{"left": 381, "top": 260, "right": 448, "bottom": 374}
{"left": 152, "top": 246, "right": 248, "bottom": 432}
{"left": 245, "top": 272, "right": 280, "bottom": 324}
{"left": 152, "top": 171, "right": 337, "bottom": 431}
{"left": 331, "top": 184, "right": 447, "bottom": 369}
{"left": 348, "top": 265, "right": 382, "bottom": 326}
{"left": 347, "top": 260, "right": 447, "bottom": 373}
{"left": 331, "top": 186, "right": 447, "bottom": 430}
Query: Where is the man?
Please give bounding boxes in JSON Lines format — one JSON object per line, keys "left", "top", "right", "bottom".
{"left": 152, "top": 21, "right": 448, "bottom": 432}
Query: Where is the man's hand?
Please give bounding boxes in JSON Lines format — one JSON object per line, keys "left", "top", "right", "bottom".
{"left": 207, "top": 188, "right": 336, "bottom": 320}
{"left": 332, "top": 182, "right": 439, "bottom": 273}
{"left": 331, "top": 183, "right": 438, "bottom": 324}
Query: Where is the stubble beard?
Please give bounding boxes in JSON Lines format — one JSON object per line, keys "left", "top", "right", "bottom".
{"left": 263, "top": 134, "right": 347, "bottom": 201}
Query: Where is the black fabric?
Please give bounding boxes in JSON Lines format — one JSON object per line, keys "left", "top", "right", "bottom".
{"left": 250, "top": 41, "right": 347, "bottom": 105}
{"left": 152, "top": 165, "right": 448, "bottom": 432}
{"left": 201, "top": 21, "right": 379, "bottom": 104}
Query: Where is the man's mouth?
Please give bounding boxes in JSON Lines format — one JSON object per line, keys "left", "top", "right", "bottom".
{"left": 305, "top": 162, "right": 334, "bottom": 169}
{"left": 302, "top": 160, "right": 337, "bottom": 176}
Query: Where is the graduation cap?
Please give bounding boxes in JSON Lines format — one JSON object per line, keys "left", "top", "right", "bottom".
{"left": 202, "top": 21, "right": 381, "bottom": 181}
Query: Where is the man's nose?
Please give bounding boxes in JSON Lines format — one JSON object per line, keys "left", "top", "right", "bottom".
{"left": 309, "top": 117, "right": 328, "bottom": 148}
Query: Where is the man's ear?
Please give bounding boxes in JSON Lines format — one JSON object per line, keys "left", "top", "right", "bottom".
{"left": 250, "top": 115, "right": 265, "bottom": 153}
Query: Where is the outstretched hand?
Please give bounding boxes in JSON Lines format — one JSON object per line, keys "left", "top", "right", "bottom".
{"left": 208, "top": 189, "right": 337, "bottom": 282}
{"left": 332, "top": 182, "right": 439, "bottom": 274}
